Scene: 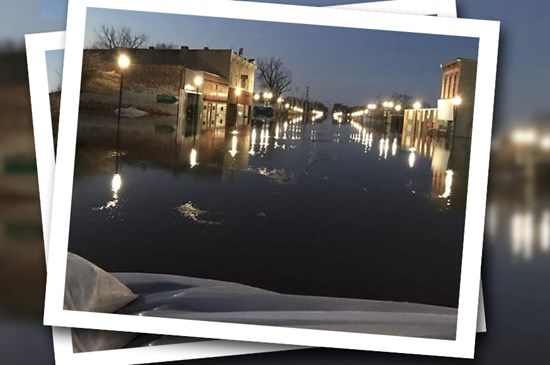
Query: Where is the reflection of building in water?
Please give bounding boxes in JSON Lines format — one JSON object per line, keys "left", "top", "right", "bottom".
{"left": 221, "top": 130, "right": 251, "bottom": 178}
{"left": 487, "top": 187, "right": 550, "bottom": 261}
{"left": 401, "top": 108, "right": 439, "bottom": 148}
{"left": 487, "top": 120, "right": 550, "bottom": 260}
{"left": 430, "top": 137, "right": 470, "bottom": 213}
{"left": 403, "top": 134, "right": 470, "bottom": 213}
{"left": 80, "top": 47, "right": 255, "bottom": 134}
{"left": 0, "top": 131, "right": 39, "bottom": 199}
{"left": 75, "top": 114, "right": 251, "bottom": 180}
{"left": 437, "top": 58, "right": 477, "bottom": 139}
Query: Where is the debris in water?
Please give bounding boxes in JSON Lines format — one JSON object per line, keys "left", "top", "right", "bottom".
{"left": 249, "top": 168, "right": 294, "bottom": 184}
{"left": 176, "top": 202, "right": 222, "bottom": 225}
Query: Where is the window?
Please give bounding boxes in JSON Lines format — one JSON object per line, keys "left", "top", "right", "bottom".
{"left": 240, "top": 75, "right": 248, "bottom": 89}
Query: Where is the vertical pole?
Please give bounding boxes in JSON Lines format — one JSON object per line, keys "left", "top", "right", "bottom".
{"left": 412, "top": 109, "right": 417, "bottom": 149}
{"left": 193, "top": 84, "right": 199, "bottom": 144}
{"left": 115, "top": 71, "right": 124, "bottom": 173}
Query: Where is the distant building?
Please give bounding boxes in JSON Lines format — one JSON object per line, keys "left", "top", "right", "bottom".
{"left": 437, "top": 58, "right": 477, "bottom": 138}
{"left": 80, "top": 46, "right": 256, "bottom": 132}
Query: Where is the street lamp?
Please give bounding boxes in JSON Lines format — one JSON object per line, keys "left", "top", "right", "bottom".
{"left": 254, "top": 93, "right": 260, "bottom": 102}
{"left": 263, "top": 91, "right": 272, "bottom": 106}
{"left": 395, "top": 104, "right": 402, "bottom": 112}
{"left": 194, "top": 75, "right": 203, "bottom": 87}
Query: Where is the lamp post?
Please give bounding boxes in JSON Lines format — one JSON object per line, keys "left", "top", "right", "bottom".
{"left": 193, "top": 75, "right": 203, "bottom": 140}
{"left": 115, "top": 54, "right": 130, "bottom": 176}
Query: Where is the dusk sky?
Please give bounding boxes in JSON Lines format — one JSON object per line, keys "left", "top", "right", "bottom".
{"left": 77, "top": 7, "right": 478, "bottom": 109}
{"left": 27, "top": 0, "right": 550, "bottom": 128}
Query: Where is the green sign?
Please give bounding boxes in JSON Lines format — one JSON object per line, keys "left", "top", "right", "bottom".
{"left": 157, "top": 94, "right": 179, "bottom": 104}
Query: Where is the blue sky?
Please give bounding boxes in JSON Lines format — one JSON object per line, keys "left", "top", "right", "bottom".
{"left": 46, "top": 50, "right": 64, "bottom": 92}
{"left": 25, "top": 0, "right": 550, "bottom": 128}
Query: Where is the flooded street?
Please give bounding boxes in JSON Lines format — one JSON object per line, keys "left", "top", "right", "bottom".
{"left": 69, "top": 114, "right": 470, "bottom": 308}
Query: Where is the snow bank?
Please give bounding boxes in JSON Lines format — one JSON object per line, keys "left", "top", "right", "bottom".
{"left": 114, "top": 107, "right": 149, "bottom": 118}
{"left": 113, "top": 273, "right": 456, "bottom": 340}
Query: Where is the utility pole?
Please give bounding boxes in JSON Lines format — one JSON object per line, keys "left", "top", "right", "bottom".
{"left": 305, "top": 86, "right": 310, "bottom": 123}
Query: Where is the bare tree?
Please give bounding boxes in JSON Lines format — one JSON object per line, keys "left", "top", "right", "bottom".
{"left": 93, "top": 24, "right": 149, "bottom": 49}
{"left": 154, "top": 42, "right": 178, "bottom": 50}
{"left": 256, "top": 57, "right": 292, "bottom": 98}
{"left": 390, "top": 93, "right": 413, "bottom": 109}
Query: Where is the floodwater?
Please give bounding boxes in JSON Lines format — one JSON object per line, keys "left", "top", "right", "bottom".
{"left": 68, "top": 114, "right": 472, "bottom": 308}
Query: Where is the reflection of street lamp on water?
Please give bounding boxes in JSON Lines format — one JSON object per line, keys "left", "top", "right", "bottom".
{"left": 190, "top": 147, "right": 198, "bottom": 168}
{"left": 235, "top": 88, "right": 241, "bottom": 126}
{"left": 229, "top": 135, "right": 238, "bottom": 157}
{"left": 451, "top": 96, "right": 462, "bottom": 137}
{"left": 111, "top": 173, "right": 122, "bottom": 196}
{"left": 439, "top": 169, "right": 454, "bottom": 200}
{"left": 408, "top": 150, "right": 416, "bottom": 168}
{"left": 233, "top": 88, "right": 242, "bottom": 133}
{"left": 411, "top": 101, "right": 422, "bottom": 148}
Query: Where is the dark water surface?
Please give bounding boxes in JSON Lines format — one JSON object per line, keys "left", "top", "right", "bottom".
{"left": 69, "top": 115, "right": 470, "bottom": 308}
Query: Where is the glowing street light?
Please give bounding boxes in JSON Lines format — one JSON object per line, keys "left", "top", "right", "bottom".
{"left": 263, "top": 91, "right": 273, "bottom": 106}
{"left": 453, "top": 96, "right": 462, "bottom": 106}
{"left": 413, "top": 101, "right": 422, "bottom": 110}
{"left": 193, "top": 75, "right": 203, "bottom": 87}
{"left": 254, "top": 93, "right": 260, "bottom": 101}
{"left": 118, "top": 54, "right": 130, "bottom": 69}
{"left": 395, "top": 104, "right": 402, "bottom": 112}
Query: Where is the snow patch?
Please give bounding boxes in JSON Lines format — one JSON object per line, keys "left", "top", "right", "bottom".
{"left": 114, "top": 107, "right": 149, "bottom": 118}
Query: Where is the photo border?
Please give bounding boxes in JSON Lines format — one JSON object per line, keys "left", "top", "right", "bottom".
{"left": 43, "top": 0, "right": 499, "bottom": 359}
{"left": 25, "top": 3, "right": 471, "bottom": 363}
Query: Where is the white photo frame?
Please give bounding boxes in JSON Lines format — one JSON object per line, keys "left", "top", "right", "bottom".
{"left": 25, "top": 3, "right": 485, "bottom": 364}
{"left": 43, "top": 0, "right": 498, "bottom": 359}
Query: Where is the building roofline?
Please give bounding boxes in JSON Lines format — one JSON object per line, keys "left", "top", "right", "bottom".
{"left": 440, "top": 57, "right": 477, "bottom": 69}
